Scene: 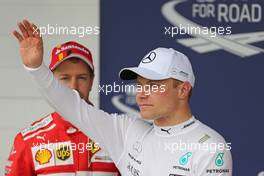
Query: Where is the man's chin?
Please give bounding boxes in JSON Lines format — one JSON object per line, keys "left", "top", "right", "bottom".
{"left": 140, "top": 112, "right": 159, "bottom": 120}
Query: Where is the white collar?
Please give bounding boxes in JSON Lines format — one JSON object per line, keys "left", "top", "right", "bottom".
{"left": 154, "top": 116, "right": 197, "bottom": 136}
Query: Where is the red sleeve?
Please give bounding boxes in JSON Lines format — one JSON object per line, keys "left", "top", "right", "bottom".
{"left": 5, "top": 133, "right": 35, "bottom": 176}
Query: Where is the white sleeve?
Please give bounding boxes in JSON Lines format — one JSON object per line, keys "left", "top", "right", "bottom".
{"left": 24, "top": 63, "right": 135, "bottom": 164}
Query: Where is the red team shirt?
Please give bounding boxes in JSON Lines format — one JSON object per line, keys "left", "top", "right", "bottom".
{"left": 5, "top": 112, "right": 120, "bottom": 176}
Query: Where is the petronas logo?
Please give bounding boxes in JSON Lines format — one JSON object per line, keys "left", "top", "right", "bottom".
{"left": 179, "top": 152, "right": 192, "bottom": 166}
{"left": 215, "top": 153, "right": 224, "bottom": 167}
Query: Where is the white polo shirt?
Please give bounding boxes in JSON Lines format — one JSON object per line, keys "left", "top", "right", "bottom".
{"left": 25, "top": 63, "right": 232, "bottom": 176}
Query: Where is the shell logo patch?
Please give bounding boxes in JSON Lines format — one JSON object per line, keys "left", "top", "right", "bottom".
{"left": 35, "top": 149, "right": 52, "bottom": 165}
{"left": 32, "top": 141, "right": 74, "bottom": 170}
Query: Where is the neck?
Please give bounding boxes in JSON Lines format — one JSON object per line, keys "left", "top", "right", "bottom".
{"left": 154, "top": 105, "right": 192, "bottom": 127}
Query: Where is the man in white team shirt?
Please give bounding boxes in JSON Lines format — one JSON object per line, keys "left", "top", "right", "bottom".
{"left": 14, "top": 20, "right": 232, "bottom": 176}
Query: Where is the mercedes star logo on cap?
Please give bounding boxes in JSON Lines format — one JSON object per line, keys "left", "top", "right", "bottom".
{"left": 141, "top": 52, "right": 156, "bottom": 63}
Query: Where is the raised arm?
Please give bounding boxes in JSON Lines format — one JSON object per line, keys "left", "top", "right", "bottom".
{"left": 13, "top": 20, "right": 135, "bottom": 164}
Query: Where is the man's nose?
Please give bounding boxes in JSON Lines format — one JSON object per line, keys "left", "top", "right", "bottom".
{"left": 137, "top": 88, "right": 148, "bottom": 99}
{"left": 69, "top": 78, "right": 78, "bottom": 90}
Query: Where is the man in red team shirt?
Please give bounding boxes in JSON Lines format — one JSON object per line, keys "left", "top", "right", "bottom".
{"left": 5, "top": 40, "right": 120, "bottom": 176}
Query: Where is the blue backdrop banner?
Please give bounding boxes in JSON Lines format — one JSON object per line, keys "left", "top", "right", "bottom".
{"left": 101, "top": 0, "right": 264, "bottom": 175}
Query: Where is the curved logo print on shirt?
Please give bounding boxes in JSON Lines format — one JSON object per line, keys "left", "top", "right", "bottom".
{"left": 179, "top": 152, "right": 192, "bottom": 166}
{"left": 215, "top": 152, "right": 224, "bottom": 167}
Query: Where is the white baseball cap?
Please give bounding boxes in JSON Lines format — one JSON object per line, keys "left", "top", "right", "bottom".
{"left": 119, "top": 47, "right": 195, "bottom": 87}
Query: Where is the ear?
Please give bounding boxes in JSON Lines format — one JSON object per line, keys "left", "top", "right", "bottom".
{"left": 178, "top": 81, "right": 192, "bottom": 99}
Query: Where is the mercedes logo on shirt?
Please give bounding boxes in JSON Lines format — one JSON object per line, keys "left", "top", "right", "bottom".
{"left": 133, "top": 141, "right": 142, "bottom": 154}
{"left": 141, "top": 52, "right": 156, "bottom": 63}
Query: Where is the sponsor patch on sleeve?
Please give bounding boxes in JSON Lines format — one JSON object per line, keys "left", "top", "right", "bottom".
{"left": 21, "top": 115, "right": 53, "bottom": 136}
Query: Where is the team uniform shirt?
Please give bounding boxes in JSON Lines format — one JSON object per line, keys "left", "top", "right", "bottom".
{"left": 25, "top": 63, "right": 233, "bottom": 176}
{"left": 5, "top": 112, "right": 120, "bottom": 176}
